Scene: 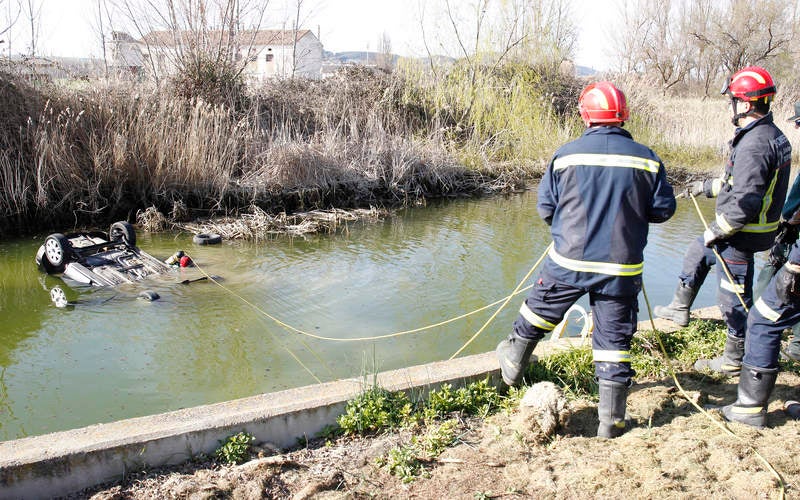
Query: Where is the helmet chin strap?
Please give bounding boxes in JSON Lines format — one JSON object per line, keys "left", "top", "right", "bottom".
{"left": 730, "top": 97, "right": 752, "bottom": 126}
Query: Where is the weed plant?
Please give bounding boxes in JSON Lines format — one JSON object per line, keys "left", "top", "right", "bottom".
{"left": 214, "top": 431, "right": 255, "bottom": 465}
{"left": 337, "top": 387, "right": 415, "bottom": 435}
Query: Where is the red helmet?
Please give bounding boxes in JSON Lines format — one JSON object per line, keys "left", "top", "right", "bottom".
{"left": 721, "top": 66, "right": 776, "bottom": 102}
{"left": 578, "top": 81, "right": 629, "bottom": 126}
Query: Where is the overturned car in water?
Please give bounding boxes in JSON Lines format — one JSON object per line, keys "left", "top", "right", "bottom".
{"left": 36, "top": 221, "right": 172, "bottom": 293}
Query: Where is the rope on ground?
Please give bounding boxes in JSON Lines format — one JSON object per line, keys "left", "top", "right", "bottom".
{"left": 448, "top": 242, "right": 554, "bottom": 360}
{"left": 688, "top": 192, "right": 750, "bottom": 313}
{"left": 640, "top": 282, "right": 785, "bottom": 499}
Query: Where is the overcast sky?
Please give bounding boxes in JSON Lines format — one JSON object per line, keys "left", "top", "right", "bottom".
{"left": 1, "top": 0, "right": 614, "bottom": 70}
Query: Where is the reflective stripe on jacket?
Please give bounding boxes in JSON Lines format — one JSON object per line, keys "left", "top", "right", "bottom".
{"left": 537, "top": 126, "right": 676, "bottom": 296}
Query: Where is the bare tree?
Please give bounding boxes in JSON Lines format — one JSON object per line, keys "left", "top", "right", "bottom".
{"left": 695, "top": 0, "right": 796, "bottom": 74}
{"left": 0, "top": 0, "right": 21, "bottom": 50}
{"left": 502, "top": 0, "right": 577, "bottom": 67}
{"left": 640, "top": 0, "right": 693, "bottom": 94}
{"left": 113, "top": 0, "right": 269, "bottom": 95}
{"left": 89, "top": 0, "right": 117, "bottom": 77}
{"left": 611, "top": 0, "right": 800, "bottom": 95}
{"left": 20, "top": 0, "right": 42, "bottom": 56}
{"left": 376, "top": 31, "right": 393, "bottom": 71}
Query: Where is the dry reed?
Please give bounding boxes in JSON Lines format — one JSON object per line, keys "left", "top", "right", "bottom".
{"left": 2, "top": 62, "right": 766, "bottom": 239}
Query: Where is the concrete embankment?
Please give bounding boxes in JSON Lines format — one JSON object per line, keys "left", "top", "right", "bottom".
{"left": 0, "top": 307, "right": 722, "bottom": 499}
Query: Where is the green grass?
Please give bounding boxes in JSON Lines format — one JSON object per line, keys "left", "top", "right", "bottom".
{"left": 335, "top": 320, "right": 731, "bottom": 482}
{"left": 632, "top": 320, "right": 727, "bottom": 379}
{"left": 526, "top": 345, "right": 596, "bottom": 398}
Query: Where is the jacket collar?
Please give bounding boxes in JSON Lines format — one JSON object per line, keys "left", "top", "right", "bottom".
{"left": 582, "top": 125, "right": 633, "bottom": 140}
{"left": 732, "top": 112, "right": 774, "bottom": 145}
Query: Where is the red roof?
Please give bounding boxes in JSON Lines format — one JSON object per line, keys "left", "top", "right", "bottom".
{"left": 139, "top": 29, "right": 313, "bottom": 47}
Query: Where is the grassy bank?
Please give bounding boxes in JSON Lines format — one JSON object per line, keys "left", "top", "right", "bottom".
{"left": 79, "top": 318, "right": 800, "bottom": 498}
{"left": 0, "top": 63, "right": 757, "bottom": 239}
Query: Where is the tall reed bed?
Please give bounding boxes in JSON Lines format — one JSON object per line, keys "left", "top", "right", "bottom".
{"left": 0, "top": 68, "right": 485, "bottom": 237}
{"left": 2, "top": 63, "right": 756, "bottom": 238}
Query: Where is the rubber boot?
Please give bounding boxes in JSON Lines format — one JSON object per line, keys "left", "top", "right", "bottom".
{"left": 597, "top": 379, "right": 629, "bottom": 438}
{"left": 721, "top": 365, "right": 778, "bottom": 428}
{"left": 693, "top": 334, "right": 744, "bottom": 376}
{"left": 653, "top": 282, "right": 698, "bottom": 327}
{"left": 495, "top": 332, "right": 538, "bottom": 386}
{"left": 783, "top": 400, "right": 800, "bottom": 420}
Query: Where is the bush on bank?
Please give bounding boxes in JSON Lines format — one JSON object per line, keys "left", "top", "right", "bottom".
{"left": 0, "top": 61, "right": 730, "bottom": 239}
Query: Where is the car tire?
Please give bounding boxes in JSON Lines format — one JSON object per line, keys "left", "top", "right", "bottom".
{"left": 193, "top": 233, "right": 222, "bottom": 245}
{"left": 50, "top": 286, "right": 69, "bottom": 308}
{"left": 138, "top": 290, "right": 160, "bottom": 301}
{"left": 109, "top": 221, "right": 136, "bottom": 248}
{"left": 36, "top": 245, "right": 57, "bottom": 274}
{"left": 43, "top": 233, "right": 72, "bottom": 273}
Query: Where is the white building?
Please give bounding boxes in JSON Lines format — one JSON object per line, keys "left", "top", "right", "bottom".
{"left": 111, "top": 29, "right": 324, "bottom": 80}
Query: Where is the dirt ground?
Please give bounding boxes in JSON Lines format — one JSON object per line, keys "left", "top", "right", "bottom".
{"left": 70, "top": 367, "right": 800, "bottom": 500}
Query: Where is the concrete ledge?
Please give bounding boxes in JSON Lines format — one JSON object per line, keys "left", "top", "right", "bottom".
{"left": 0, "top": 306, "right": 722, "bottom": 499}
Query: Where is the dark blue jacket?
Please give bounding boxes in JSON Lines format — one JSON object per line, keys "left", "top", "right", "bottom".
{"left": 703, "top": 112, "right": 792, "bottom": 252}
{"left": 538, "top": 126, "right": 676, "bottom": 296}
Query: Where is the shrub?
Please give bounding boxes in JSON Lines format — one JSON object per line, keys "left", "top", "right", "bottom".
{"left": 214, "top": 431, "right": 255, "bottom": 465}
{"left": 337, "top": 387, "right": 414, "bottom": 435}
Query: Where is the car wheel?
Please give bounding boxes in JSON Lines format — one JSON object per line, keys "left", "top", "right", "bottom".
{"left": 50, "top": 286, "right": 69, "bottom": 308}
{"left": 138, "top": 290, "right": 160, "bottom": 301}
{"left": 36, "top": 245, "right": 57, "bottom": 274}
{"left": 193, "top": 233, "right": 222, "bottom": 245}
{"left": 43, "top": 233, "right": 72, "bottom": 273}
{"left": 109, "top": 221, "right": 136, "bottom": 247}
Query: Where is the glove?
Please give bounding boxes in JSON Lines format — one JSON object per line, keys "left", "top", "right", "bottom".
{"left": 685, "top": 180, "right": 705, "bottom": 198}
{"left": 768, "top": 242, "right": 789, "bottom": 269}
{"left": 776, "top": 221, "right": 800, "bottom": 247}
{"left": 703, "top": 228, "right": 721, "bottom": 248}
{"left": 775, "top": 263, "right": 800, "bottom": 304}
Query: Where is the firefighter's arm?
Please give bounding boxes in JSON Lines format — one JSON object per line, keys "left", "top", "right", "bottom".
{"left": 537, "top": 160, "right": 557, "bottom": 226}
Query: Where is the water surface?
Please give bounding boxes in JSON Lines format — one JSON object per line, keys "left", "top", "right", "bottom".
{"left": 0, "top": 191, "right": 725, "bottom": 440}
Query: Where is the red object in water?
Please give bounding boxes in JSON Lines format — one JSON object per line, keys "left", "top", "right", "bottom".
{"left": 179, "top": 255, "right": 193, "bottom": 267}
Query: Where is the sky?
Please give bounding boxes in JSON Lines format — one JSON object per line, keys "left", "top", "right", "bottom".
{"left": 0, "top": 0, "right": 614, "bottom": 71}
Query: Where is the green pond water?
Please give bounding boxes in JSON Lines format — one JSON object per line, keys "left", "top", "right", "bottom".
{"left": 0, "top": 191, "right": 722, "bottom": 441}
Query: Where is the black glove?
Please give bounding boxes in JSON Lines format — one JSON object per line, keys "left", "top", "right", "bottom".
{"left": 775, "top": 264, "right": 800, "bottom": 304}
{"left": 768, "top": 242, "right": 789, "bottom": 269}
{"left": 776, "top": 221, "right": 800, "bottom": 247}
{"left": 768, "top": 223, "right": 800, "bottom": 268}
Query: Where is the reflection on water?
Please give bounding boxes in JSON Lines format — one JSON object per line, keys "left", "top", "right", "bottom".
{"left": 0, "top": 191, "right": 727, "bottom": 440}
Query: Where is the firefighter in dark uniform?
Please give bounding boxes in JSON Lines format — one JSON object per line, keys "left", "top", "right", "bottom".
{"left": 495, "top": 81, "right": 676, "bottom": 438}
{"left": 653, "top": 66, "right": 792, "bottom": 377}
{"left": 721, "top": 103, "right": 800, "bottom": 428}
{"left": 726, "top": 242, "right": 800, "bottom": 427}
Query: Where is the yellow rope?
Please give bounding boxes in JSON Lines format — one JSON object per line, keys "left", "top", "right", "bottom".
{"left": 186, "top": 256, "right": 537, "bottom": 342}
{"left": 184, "top": 258, "right": 325, "bottom": 383}
{"left": 641, "top": 282, "right": 785, "bottom": 498}
{"left": 448, "top": 242, "right": 554, "bottom": 360}
{"left": 688, "top": 192, "right": 750, "bottom": 313}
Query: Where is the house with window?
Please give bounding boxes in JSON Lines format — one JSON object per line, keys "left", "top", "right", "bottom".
{"left": 111, "top": 29, "right": 323, "bottom": 80}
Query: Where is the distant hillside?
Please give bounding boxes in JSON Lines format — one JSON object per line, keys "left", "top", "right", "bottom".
{"left": 324, "top": 50, "right": 597, "bottom": 77}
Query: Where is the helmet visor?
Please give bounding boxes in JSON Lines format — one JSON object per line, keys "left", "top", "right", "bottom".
{"left": 720, "top": 76, "right": 731, "bottom": 95}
